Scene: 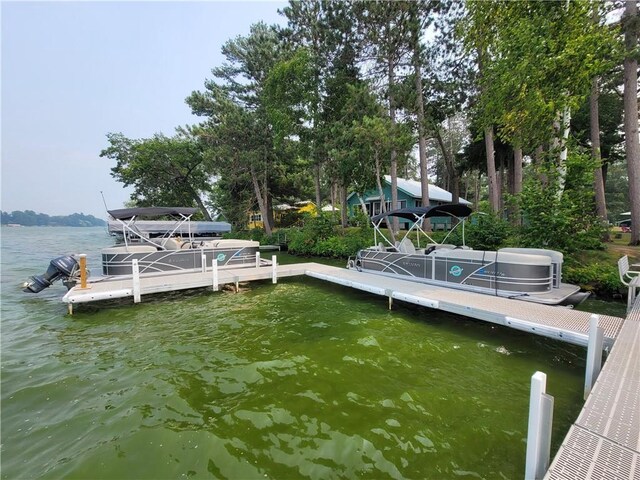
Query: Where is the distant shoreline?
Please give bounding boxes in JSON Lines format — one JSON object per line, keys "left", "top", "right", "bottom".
{"left": 2, "top": 224, "right": 105, "bottom": 227}
{"left": 1, "top": 210, "right": 105, "bottom": 227}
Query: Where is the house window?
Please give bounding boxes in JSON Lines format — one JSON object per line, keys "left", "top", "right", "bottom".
{"left": 415, "top": 200, "right": 422, "bottom": 208}
{"left": 250, "top": 213, "right": 262, "bottom": 222}
{"left": 373, "top": 201, "right": 381, "bottom": 215}
{"left": 398, "top": 200, "right": 406, "bottom": 209}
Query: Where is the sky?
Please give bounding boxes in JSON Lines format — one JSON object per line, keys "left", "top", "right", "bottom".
{"left": 1, "top": 1, "right": 287, "bottom": 219}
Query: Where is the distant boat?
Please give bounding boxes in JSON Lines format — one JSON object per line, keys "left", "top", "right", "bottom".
{"left": 7, "top": 223, "right": 23, "bottom": 227}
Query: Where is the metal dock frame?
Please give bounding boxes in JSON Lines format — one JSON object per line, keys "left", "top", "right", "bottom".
{"left": 544, "top": 294, "right": 640, "bottom": 479}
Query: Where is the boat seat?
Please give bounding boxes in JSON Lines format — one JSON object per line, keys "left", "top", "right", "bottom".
{"left": 425, "top": 243, "right": 459, "bottom": 255}
{"left": 162, "top": 238, "right": 181, "bottom": 250}
{"left": 397, "top": 237, "right": 416, "bottom": 254}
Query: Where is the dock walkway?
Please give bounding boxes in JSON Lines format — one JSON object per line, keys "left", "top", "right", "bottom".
{"left": 64, "top": 262, "right": 624, "bottom": 348}
{"left": 545, "top": 294, "right": 640, "bottom": 479}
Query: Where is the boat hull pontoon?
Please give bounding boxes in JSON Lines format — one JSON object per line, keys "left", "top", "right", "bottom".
{"left": 102, "top": 240, "right": 260, "bottom": 276}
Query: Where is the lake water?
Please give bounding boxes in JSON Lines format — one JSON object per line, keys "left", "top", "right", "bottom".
{"left": 1, "top": 227, "right": 595, "bottom": 478}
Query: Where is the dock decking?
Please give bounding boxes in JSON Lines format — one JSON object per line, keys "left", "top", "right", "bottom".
{"left": 545, "top": 294, "right": 640, "bottom": 479}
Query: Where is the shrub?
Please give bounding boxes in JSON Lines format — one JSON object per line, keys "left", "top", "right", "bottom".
{"left": 517, "top": 150, "right": 607, "bottom": 254}
{"left": 464, "top": 214, "right": 512, "bottom": 250}
{"left": 562, "top": 262, "right": 623, "bottom": 298}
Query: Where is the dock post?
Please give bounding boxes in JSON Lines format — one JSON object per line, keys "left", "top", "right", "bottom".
{"left": 385, "top": 289, "right": 393, "bottom": 310}
{"left": 525, "top": 371, "right": 554, "bottom": 480}
{"left": 212, "top": 259, "right": 219, "bottom": 292}
{"left": 201, "top": 254, "right": 207, "bottom": 273}
{"left": 78, "top": 254, "right": 88, "bottom": 289}
{"left": 67, "top": 303, "right": 73, "bottom": 315}
{"left": 256, "top": 252, "right": 261, "bottom": 268}
{"left": 584, "top": 314, "right": 603, "bottom": 399}
{"left": 132, "top": 259, "right": 141, "bottom": 303}
{"left": 272, "top": 255, "right": 277, "bottom": 284}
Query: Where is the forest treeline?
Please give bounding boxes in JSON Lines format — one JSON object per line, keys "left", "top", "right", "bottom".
{"left": 1, "top": 211, "right": 105, "bottom": 227}
{"left": 100, "top": 0, "right": 640, "bottom": 247}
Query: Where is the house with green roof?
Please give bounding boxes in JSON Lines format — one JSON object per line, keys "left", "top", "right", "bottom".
{"left": 347, "top": 175, "right": 472, "bottom": 230}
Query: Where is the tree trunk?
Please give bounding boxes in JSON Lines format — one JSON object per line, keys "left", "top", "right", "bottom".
{"left": 375, "top": 151, "right": 386, "bottom": 215}
{"left": 357, "top": 195, "right": 368, "bottom": 216}
{"left": 590, "top": 77, "right": 609, "bottom": 240}
{"left": 191, "top": 190, "right": 213, "bottom": 221}
{"left": 339, "top": 184, "right": 348, "bottom": 228}
{"left": 623, "top": 0, "right": 640, "bottom": 245}
{"left": 512, "top": 147, "right": 523, "bottom": 226}
{"left": 552, "top": 107, "right": 571, "bottom": 199}
{"left": 434, "top": 127, "right": 459, "bottom": 204}
{"left": 331, "top": 181, "right": 337, "bottom": 209}
{"left": 375, "top": 152, "right": 396, "bottom": 245}
{"left": 534, "top": 146, "right": 542, "bottom": 164}
{"left": 413, "top": 19, "right": 431, "bottom": 232}
{"left": 484, "top": 126, "right": 500, "bottom": 213}
{"left": 497, "top": 150, "right": 508, "bottom": 212}
{"left": 474, "top": 170, "right": 481, "bottom": 209}
{"left": 388, "top": 55, "right": 399, "bottom": 235}
{"left": 249, "top": 164, "right": 272, "bottom": 236}
{"left": 314, "top": 163, "right": 322, "bottom": 209}
{"left": 434, "top": 126, "right": 459, "bottom": 226}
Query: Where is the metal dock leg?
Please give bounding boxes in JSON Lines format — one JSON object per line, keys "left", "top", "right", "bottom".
{"left": 584, "top": 314, "right": 603, "bottom": 399}
{"left": 212, "top": 259, "right": 219, "bottom": 292}
{"left": 132, "top": 259, "right": 141, "bottom": 303}
{"left": 525, "top": 371, "right": 554, "bottom": 480}
{"left": 272, "top": 255, "right": 277, "bottom": 284}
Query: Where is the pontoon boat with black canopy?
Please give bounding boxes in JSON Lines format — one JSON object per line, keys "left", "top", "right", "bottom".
{"left": 347, "top": 204, "right": 588, "bottom": 306}
{"left": 23, "top": 207, "right": 264, "bottom": 293}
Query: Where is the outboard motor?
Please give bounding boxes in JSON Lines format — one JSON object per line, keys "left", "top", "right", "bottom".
{"left": 23, "top": 255, "right": 79, "bottom": 293}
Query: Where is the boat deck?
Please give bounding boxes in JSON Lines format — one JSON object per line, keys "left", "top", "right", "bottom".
{"left": 545, "top": 294, "right": 640, "bottom": 479}
{"left": 64, "top": 262, "right": 624, "bottom": 348}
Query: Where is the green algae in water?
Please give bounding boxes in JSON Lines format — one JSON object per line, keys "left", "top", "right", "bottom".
{"left": 1, "top": 229, "right": 586, "bottom": 479}
{"left": 3, "top": 279, "right": 585, "bottom": 479}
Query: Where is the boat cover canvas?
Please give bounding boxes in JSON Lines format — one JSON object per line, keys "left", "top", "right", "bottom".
{"left": 371, "top": 203, "right": 472, "bottom": 222}
{"left": 108, "top": 220, "right": 231, "bottom": 236}
{"left": 108, "top": 207, "right": 200, "bottom": 220}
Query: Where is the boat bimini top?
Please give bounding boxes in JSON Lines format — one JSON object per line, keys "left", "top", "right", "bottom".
{"left": 371, "top": 203, "right": 473, "bottom": 251}
{"left": 107, "top": 207, "right": 202, "bottom": 251}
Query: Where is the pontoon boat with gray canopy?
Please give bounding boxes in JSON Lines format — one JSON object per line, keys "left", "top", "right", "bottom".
{"left": 23, "top": 207, "right": 265, "bottom": 293}
{"left": 347, "top": 204, "right": 588, "bottom": 306}
{"left": 107, "top": 207, "right": 231, "bottom": 240}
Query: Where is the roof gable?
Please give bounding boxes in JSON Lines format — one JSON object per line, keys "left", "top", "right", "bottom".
{"left": 383, "top": 176, "right": 471, "bottom": 204}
